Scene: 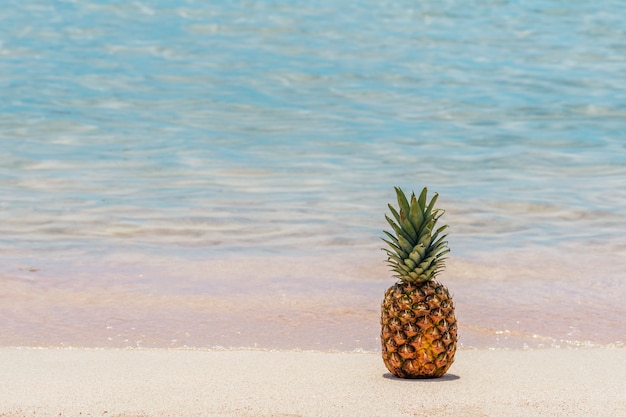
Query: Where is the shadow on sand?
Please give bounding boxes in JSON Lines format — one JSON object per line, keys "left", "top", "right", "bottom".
{"left": 382, "top": 373, "right": 460, "bottom": 382}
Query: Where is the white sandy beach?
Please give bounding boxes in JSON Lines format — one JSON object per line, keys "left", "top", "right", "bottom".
{"left": 0, "top": 347, "right": 624, "bottom": 417}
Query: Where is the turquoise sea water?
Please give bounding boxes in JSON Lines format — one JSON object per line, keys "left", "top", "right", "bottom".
{"left": 1, "top": 0, "right": 625, "bottom": 351}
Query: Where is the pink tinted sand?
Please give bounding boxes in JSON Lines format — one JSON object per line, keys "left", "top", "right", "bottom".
{"left": 2, "top": 247, "right": 625, "bottom": 351}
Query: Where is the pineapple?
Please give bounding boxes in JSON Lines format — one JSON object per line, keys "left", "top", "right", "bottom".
{"left": 380, "top": 187, "right": 457, "bottom": 378}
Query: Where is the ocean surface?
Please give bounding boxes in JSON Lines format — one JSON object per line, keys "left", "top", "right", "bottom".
{"left": 1, "top": 0, "right": 625, "bottom": 351}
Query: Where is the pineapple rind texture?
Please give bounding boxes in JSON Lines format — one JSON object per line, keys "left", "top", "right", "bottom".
{"left": 381, "top": 281, "right": 457, "bottom": 378}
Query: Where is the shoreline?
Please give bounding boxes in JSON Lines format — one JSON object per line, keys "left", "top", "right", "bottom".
{"left": 3, "top": 248, "right": 624, "bottom": 352}
{"left": 1, "top": 347, "right": 624, "bottom": 417}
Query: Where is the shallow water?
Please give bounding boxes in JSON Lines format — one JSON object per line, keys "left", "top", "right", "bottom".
{"left": 1, "top": 0, "right": 625, "bottom": 350}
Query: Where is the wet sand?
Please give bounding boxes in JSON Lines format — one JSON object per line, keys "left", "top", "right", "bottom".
{"left": 2, "top": 247, "right": 625, "bottom": 351}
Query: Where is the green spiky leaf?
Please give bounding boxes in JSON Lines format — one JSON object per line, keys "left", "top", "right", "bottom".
{"left": 382, "top": 186, "right": 450, "bottom": 283}
{"left": 394, "top": 187, "right": 411, "bottom": 220}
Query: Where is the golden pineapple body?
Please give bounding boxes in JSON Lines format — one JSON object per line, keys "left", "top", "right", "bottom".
{"left": 381, "top": 280, "right": 457, "bottom": 378}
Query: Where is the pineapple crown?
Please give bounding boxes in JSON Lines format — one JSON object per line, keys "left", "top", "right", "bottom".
{"left": 382, "top": 186, "right": 450, "bottom": 283}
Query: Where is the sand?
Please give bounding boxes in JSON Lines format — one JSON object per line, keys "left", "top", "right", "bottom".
{"left": 0, "top": 347, "right": 624, "bottom": 417}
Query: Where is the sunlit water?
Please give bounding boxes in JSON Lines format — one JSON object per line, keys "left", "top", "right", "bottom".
{"left": 1, "top": 0, "right": 625, "bottom": 351}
